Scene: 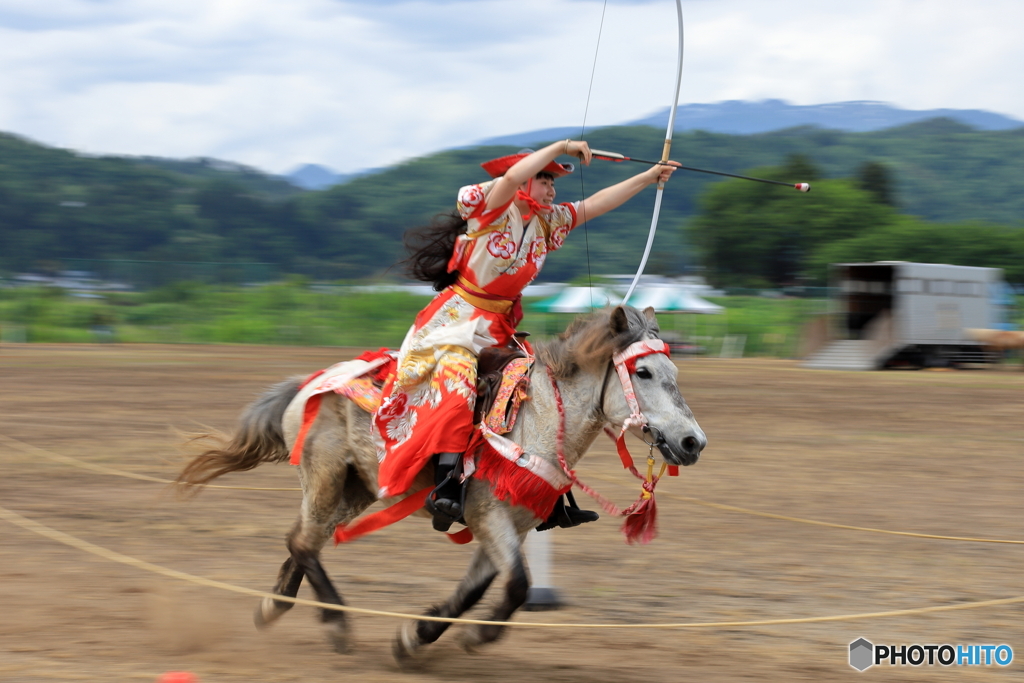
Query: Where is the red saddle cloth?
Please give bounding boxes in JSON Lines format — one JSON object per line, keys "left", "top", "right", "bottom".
{"left": 287, "top": 349, "right": 568, "bottom": 545}
{"left": 287, "top": 349, "right": 396, "bottom": 466}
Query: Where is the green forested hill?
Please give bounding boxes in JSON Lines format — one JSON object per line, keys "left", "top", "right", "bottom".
{"left": 2, "top": 121, "right": 1023, "bottom": 284}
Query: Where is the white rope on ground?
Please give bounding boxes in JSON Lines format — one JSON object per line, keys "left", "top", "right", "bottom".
{"left": 588, "top": 472, "right": 1024, "bottom": 546}
{"left": 3, "top": 503, "right": 1023, "bottom": 630}
{"left": 0, "top": 432, "right": 301, "bottom": 492}
{"left": 668, "top": 492, "right": 1024, "bottom": 545}
{"left": 5, "top": 431, "right": 1024, "bottom": 544}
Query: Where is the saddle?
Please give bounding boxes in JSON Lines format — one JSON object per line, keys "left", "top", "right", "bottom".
{"left": 473, "top": 332, "right": 529, "bottom": 425}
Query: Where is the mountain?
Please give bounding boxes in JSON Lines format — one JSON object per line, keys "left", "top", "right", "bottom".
{"left": 630, "top": 100, "right": 1024, "bottom": 133}
{"left": 117, "top": 154, "right": 303, "bottom": 199}
{"left": 287, "top": 164, "right": 345, "bottom": 190}
{"left": 471, "top": 127, "right": 583, "bottom": 150}
{"left": 282, "top": 101, "right": 1024, "bottom": 184}
{"left": 285, "top": 163, "right": 384, "bottom": 190}
{"left": 474, "top": 100, "right": 1024, "bottom": 148}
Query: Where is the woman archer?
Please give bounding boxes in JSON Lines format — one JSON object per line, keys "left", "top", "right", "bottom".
{"left": 373, "top": 139, "right": 679, "bottom": 532}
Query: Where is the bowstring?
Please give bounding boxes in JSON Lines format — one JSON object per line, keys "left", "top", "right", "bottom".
{"left": 576, "top": 0, "right": 608, "bottom": 310}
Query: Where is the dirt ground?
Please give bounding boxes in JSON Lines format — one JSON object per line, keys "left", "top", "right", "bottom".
{"left": 1, "top": 343, "right": 1022, "bottom": 682}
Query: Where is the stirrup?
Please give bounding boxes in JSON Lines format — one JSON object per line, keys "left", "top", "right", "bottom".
{"left": 536, "top": 492, "right": 599, "bottom": 532}
{"left": 426, "top": 496, "right": 463, "bottom": 532}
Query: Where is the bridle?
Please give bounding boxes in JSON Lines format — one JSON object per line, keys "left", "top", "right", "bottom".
{"left": 607, "top": 339, "right": 676, "bottom": 471}
{"left": 546, "top": 337, "right": 677, "bottom": 543}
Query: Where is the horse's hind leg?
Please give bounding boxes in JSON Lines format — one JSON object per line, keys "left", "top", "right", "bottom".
{"left": 288, "top": 451, "right": 376, "bottom": 654}
{"left": 254, "top": 556, "right": 304, "bottom": 629}
{"left": 393, "top": 547, "right": 498, "bottom": 666}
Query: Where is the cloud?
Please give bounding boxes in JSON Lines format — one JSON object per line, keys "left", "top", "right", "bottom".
{"left": 0, "top": 0, "right": 1021, "bottom": 174}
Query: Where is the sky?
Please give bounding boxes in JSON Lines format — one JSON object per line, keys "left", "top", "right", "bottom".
{"left": 1, "top": 0, "right": 1022, "bottom": 175}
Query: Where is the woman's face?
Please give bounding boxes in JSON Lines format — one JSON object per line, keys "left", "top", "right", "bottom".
{"left": 526, "top": 175, "right": 556, "bottom": 205}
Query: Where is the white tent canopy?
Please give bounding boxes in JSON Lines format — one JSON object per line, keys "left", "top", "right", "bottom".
{"left": 532, "top": 285, "right": 724, "bottom": 314}
{"left": 532, "top": 286, "right": 615, "bottom": 313}
{"left": 624, "top": 286, "right": 724, "bottom": 314}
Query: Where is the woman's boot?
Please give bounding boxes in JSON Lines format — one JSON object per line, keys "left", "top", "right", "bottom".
{"left": 426, "top": 452, "right": 465, "bottom": 532}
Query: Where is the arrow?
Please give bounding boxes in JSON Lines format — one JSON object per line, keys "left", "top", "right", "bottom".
{"left": 591, "top": 149, "right": 811, "bottom": 192}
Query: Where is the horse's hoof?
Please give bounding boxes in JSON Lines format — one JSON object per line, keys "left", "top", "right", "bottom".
{"left": 392, "top": 622, "right": 424, "bottom": 669}
{"left": 254, "top": 597, "right": 286, "bottom": 630}
{"left": 455, "top": 628, "right": 482, "bottom": 654}
{"left": 324, "top": 620, "right": 351, "bottom": 655}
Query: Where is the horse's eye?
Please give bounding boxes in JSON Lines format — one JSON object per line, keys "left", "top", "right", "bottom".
{"left": 635, "top": 367, "right": 653, "bottom": 380}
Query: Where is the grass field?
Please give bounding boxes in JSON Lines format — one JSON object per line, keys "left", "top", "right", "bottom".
{"left": 1, "top": 283, "right": 834, "bottom": 356}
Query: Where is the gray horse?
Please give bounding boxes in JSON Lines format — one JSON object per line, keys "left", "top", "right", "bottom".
{"left": 176, "top": 305, "right": 706, "bottom": 663}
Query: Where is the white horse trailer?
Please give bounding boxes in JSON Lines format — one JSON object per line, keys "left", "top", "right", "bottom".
{"left": 803, "top": 261, "right": 1004, "bottom": 370}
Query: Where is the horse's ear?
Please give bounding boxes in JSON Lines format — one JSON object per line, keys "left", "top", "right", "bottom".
{"left": 642, "top": 306, "right": 660, "bottom": 333}
{"left": 610, "top": 306, "right": 630, "bottom": 334}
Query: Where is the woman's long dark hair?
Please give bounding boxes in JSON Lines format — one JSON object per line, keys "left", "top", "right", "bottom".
{"left": 402, "top": 210, "right": 468, "bottom": 291}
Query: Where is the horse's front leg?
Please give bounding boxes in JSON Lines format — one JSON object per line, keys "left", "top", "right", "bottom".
{"left": 455, "top": 507, "right": 530, "bottom": 652}
{"left": 393, "top": 547, "right": 498, "bottom": 666}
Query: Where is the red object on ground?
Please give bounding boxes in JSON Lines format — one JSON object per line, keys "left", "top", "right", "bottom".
{"left": 156, "top": 673, "right": 199, "bottom": 683}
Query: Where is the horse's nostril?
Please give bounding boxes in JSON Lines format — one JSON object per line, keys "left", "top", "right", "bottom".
{"left": 682, "top": 436, "right": 699, "bottom": 453}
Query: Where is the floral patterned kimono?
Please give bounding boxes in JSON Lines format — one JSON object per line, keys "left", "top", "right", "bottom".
{"left": 372, "top": 180, "right": 579, "bottom": 499}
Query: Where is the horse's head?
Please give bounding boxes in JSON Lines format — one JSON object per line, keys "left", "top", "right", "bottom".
{"left": 605, "top": 305, "right": 707, "bottom": 467}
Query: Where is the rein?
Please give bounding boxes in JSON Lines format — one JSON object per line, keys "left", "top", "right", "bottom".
{"left": 545, "top": 338, "right": 674, "bottom": 544}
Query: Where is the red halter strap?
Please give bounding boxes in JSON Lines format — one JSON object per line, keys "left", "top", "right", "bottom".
{"left": 609, "top": 339, "right": 674, "bottom": 472}
{"left": 546, "top": 338, "right": 676, "bottom": 544}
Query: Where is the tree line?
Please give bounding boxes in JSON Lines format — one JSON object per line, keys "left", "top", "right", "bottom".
{"left": 689, "top": 156, "right": 1024, "bottom": 286}
{"left": 1, "top": 119, "right": 1022, "bottom": 285}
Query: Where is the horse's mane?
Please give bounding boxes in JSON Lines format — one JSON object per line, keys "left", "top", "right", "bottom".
{"left": 536, "top": 306, "right": 658, "bottom": 380}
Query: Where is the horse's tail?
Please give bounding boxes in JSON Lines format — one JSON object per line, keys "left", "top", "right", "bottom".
{"left": 176, "top": 376, "right": 303, "bottom": 491}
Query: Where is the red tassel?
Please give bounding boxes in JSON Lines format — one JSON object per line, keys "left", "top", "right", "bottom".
{"left": 620, "top": 494, "right": 658, "bottom": 545}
